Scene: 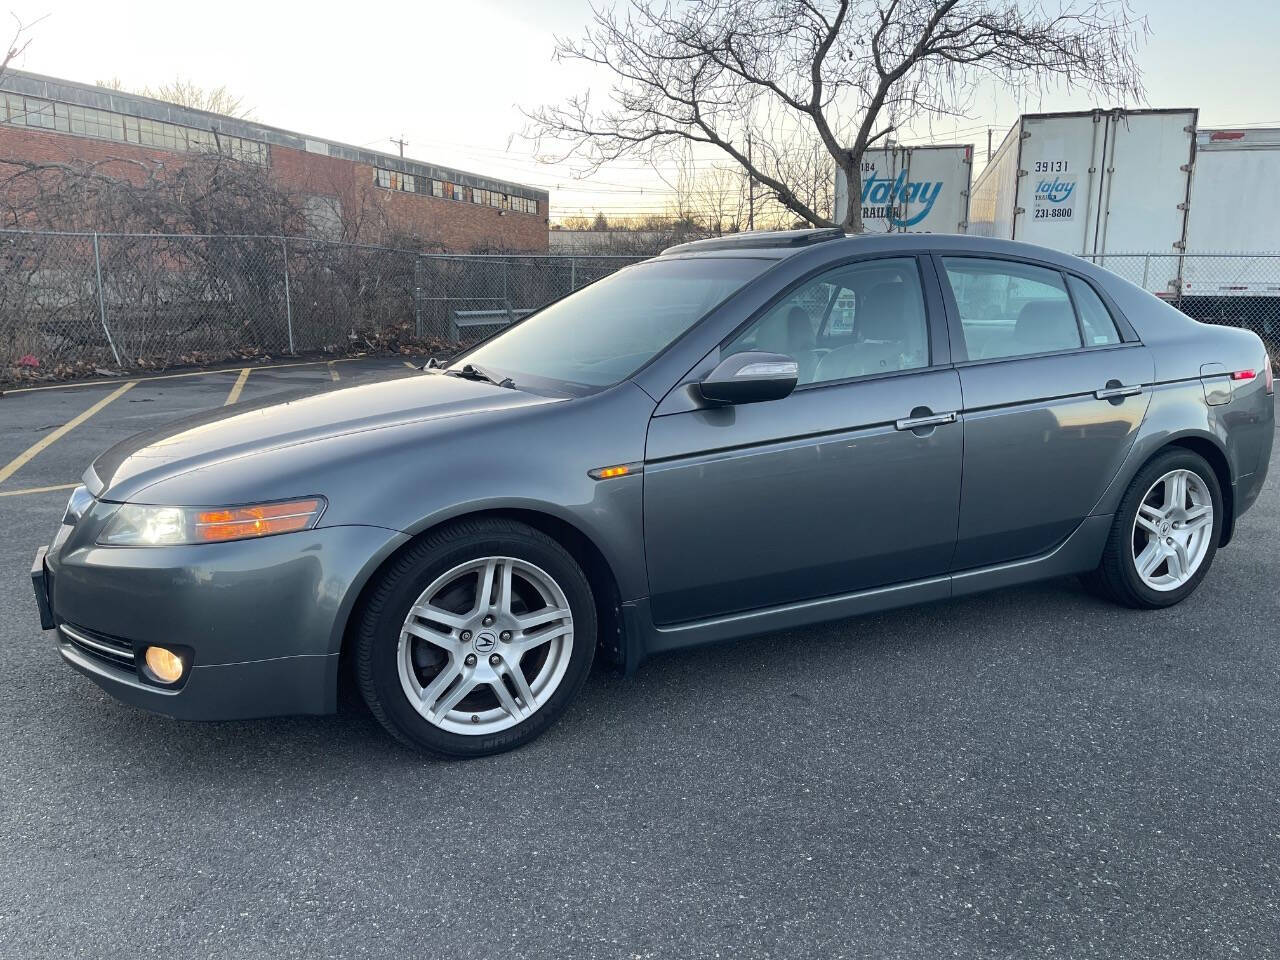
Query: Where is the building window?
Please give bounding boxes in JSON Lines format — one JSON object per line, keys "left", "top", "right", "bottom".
{"left": 375, "top": 167, "right": 421, "bottom": 192}
{"left": 0, "top": 93, "right": 269, "bottom": 163}
{"left": 138, "top": 116, "right": 187, "bottom": 151}
{"left": 370, "top": 169, "right": 528, "bottom": 209}
{"left": 66, "top": 104, "right": 119, "bottom": 138}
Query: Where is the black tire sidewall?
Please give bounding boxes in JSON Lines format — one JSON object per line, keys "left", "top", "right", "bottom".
{"left": 359, "top": 522, "right": 596, "bottom": 758}
{"left": 1115, "top": 450, "right": 1223, "bottom": 607}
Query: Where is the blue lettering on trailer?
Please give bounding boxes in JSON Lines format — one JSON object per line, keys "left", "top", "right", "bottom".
{"left": 1036, "top": 177, "right": 1075, "bottom": 203}
{"left": 860, "top": 171, "right": 944, "bottom": 227}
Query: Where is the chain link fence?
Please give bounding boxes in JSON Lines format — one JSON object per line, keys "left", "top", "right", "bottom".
{"left": 1079, "top": 252, "right": 1280, "bottom": 356}
{"left": 2, "top": 229, "right": 1278, "bottom": 382}
{"left": 0, "top": 229, "right": 643, "bottom": 381}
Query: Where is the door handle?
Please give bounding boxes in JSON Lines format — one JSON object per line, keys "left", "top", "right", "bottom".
{"left": 1094, "top": 384, "right": 1142, "bottom": 400}
{"left": 895, "top": 411, "right": 956, "bottom": 431}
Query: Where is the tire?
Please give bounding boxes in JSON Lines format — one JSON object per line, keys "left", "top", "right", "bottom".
{"left": 355, "top": 518, "right": 596, "bottom": 758}
{"left": 1082, "top": 448, "right": 1223, "bottom": 609}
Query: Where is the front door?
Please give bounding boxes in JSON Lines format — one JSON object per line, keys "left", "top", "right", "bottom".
{"left": 642, "top": 255, "right": 964, "bottom": 625}
{"left": 937, "top": 255, "right": 1154, "bottom": 569}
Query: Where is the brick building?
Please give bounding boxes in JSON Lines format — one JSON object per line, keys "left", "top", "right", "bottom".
{"left": 0, "top": 69, "right": 549, "bottom": 251}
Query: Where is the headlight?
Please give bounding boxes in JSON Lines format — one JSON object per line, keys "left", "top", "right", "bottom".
{"left": 98, "top": 497, "right": 325, "bottom": 546}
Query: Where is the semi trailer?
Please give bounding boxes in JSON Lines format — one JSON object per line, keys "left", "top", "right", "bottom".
{"left": 833, "top": 143, "right": 973, "bottom": 234}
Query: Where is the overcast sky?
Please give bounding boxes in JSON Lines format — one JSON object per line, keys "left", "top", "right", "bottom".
{"left": 7, "top": 0, "right": 1278, "bottom": 221}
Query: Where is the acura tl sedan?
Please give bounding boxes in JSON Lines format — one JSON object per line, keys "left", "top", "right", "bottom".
{"left": 32, "top": 230, "right": 1274, "bottom": 757}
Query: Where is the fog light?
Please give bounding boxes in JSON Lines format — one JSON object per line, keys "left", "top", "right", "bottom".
{"left": 144, "top": 646, "right": 185, "bottom": 684}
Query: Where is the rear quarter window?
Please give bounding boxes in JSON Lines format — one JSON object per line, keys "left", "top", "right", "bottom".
{"left": 1066, "top": 275, "right": 1123, "bottom": 346}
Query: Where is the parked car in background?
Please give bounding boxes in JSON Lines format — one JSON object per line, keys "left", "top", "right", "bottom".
{"left": 32, "top": 229, "right": 1274, "bottom": 757}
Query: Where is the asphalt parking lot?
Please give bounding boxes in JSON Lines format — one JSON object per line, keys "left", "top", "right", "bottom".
{"left": 0, "top": 360, "right": 1277, "bottom": 959}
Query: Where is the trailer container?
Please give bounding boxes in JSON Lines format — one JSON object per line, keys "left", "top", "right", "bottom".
{"left": 968, "top": 108, "right": 1197, "bottom": 295}
{"left": 834, "top": 143, "right": 972, "bottom": 234}
{"left": 1170, "top": 127, "right": 1280, "bottom": 342}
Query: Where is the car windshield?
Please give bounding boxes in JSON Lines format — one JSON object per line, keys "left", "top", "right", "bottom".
{"left": 454, "top": 257, "right": 771, "bottom": 392}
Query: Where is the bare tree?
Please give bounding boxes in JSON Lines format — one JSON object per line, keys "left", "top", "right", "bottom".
{"left": 96, "top": 75, "right": 254, "bottom": 119}
{"left": 526, "top": 0, "right": 1147, "bottom": 232}
{"left": 670, "top": 154, "right": 747, "bottom": 233}
{"left": 1, "top": 13, "right": 36, "bottom": 79}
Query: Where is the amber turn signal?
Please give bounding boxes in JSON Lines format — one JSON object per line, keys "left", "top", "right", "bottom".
{"left": 588, "top": 463, "right": 642, "bottom": 481}
{"left": 194, "top": 498, "right": 324, "bottom": 542}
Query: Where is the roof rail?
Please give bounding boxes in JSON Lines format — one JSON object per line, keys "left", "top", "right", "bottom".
{"left": 661, "top": 228, "right": 846, "bottom": 256}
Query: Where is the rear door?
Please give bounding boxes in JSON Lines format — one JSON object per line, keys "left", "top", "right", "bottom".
{"left": 936, "top": 254, "right": 1154, "bottom": 569}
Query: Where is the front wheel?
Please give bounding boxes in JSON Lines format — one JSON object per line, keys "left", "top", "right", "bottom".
{"left": 355, "top": 518, "right": 596, "bottom": 758}
{"left": 1083, "top": 449, "right": 1223, "bottom": 609}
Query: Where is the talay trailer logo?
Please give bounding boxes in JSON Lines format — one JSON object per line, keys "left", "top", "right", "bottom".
{"left": 1036, "top": 177, "right": 1076, "bottom": 204}
{"left": 860, "top": 170, "right": 945, "bottom": 228}
{"left": 1032, "top": 175, "right": 1077, "bottom": 222}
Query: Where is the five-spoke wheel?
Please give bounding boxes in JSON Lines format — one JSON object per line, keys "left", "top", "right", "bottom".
{"left": 356, "top": 518, "right": 596, "bottom": 758}
{"left": 1085, "top": 448, "right": 1222, "bottom": 609}
{"left": 397, "top": 556, "right": 575, "bottom": 735}
{"left": 1131, "top": 469, "right": 1215, "bottom": 591}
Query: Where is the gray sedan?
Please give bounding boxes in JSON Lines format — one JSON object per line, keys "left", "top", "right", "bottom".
{"left": 31, "top": 230, "right": 1275, "bottom": 757}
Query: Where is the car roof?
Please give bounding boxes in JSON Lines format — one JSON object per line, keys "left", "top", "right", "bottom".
{"left": 660, "top": 228, "right": 845, "bottom": 256}
{"left": 654, "top": 229, "right": 1107, "bottom": 277}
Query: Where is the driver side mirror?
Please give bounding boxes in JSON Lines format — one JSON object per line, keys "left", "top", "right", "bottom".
{"left": 698, "top": 351, "right": 799, "bottom": 405}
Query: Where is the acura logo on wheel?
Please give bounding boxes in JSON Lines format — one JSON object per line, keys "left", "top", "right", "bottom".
{"left": 474, "top": 632, "right": 497, "bottom": 653}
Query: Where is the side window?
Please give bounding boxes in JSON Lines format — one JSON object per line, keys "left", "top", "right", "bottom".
{"left": 725, "top": 258, "right": 929, "bottom": 386}
{"left": 942, "top": 257, "right": 1081, "bottom": 361}
{"left": 1066, "top": 275, "right": 1122, "bottom": 346}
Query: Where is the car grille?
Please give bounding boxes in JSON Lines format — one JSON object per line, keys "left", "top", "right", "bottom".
{"left": 59, "top": 622, "right": 136, "bottom": 671}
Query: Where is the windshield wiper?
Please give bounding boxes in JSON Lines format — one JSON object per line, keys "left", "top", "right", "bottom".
{"left": 446, "top": 362, "right": 516, "bottom": 389}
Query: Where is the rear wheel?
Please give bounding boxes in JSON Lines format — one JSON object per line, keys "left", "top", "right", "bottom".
{"left": 356, "top": 518, "right": 595, "bottom": 758}
{"left": 1084, "top": 449, "right": 1222, "bottom": 608}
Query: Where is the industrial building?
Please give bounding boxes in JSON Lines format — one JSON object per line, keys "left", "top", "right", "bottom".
{"left": 0, "top": 69, "right": 549, "bottom": 251}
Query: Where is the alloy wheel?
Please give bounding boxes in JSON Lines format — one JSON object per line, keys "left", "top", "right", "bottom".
{"left": 1130, "top": 468, "right": 1214, "bottom": 592}
{"left": 396, "top": 556, "right": 574, "bottom": 735}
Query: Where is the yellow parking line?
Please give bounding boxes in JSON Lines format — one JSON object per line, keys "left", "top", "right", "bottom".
{"left": 328, "top": 361, "right": 340, "bottom": 381}
{"left": 224, "top": 367, "right": 251, "bottom": 405}
{"left": 0, "top": 381, "right": 137, "bottom": 486}
{"left": 2, "top": 356, "right": 375, "bottom": 395}
{"left": 0, "top": 481, "right": 80, "bottom": 498}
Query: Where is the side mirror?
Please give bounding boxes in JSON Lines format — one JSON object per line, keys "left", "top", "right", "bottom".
{"left": 698, "top": 351, "right": 798, "bottom": 405}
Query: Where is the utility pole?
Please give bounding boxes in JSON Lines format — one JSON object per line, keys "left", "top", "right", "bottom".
{"left": 747, "top": 133, "right": 755, "bottom": 231}
{"left": 987, "top": 128, "right": 993, "bottom": 163}
{"left": 391, "top": 135, "right": 408, "bottom": 157}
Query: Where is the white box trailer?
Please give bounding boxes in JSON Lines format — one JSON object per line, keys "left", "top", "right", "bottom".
{"left": 1176, "top": 127, "right": 1280, "bottom": 340}
{"left": 968, "top": 108, "right": 1197, "bottom": 294}
{"left": 1181, "top": 128, "right": 1280, "bottom": 295}
{"left": 834, "top": 143, "right": 972, "bottom": 234}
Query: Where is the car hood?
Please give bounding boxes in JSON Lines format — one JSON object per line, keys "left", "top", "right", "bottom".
{"left": 88, "top": 371, "right": 560, "bottom": 501}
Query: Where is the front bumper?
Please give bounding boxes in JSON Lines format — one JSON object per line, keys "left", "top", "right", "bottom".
{"left": 36, "top": 522, "right": 408, "bottom": 721}
{"left": 56, "top": 628, "right": 339, "bottom": 721}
